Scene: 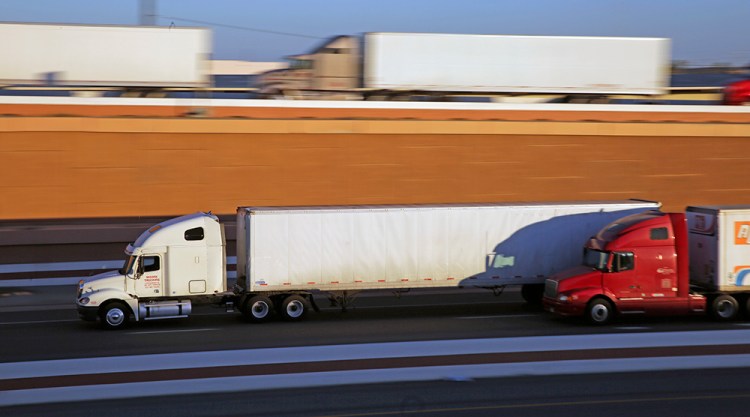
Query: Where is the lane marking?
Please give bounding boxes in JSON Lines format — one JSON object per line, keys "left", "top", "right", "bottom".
{"left": 4, "top": 329, "right": 750, "bottom": 380}
{"left": 127, "top": 328, "right": 219, "bottom": 335}
{"left": 0, "top": 319, "right": 79, "bottom": 325}
{"left": 456, "top": 314, "right": 538, "bottom": 319}
{"left": 4, "top": 355, "right": 750, "bottom": 407}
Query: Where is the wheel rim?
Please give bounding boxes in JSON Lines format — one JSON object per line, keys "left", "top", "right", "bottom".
{"left": 105, "top": 307, "right": 125, "bottom": 327}
{"left": 251, "top": 301, "right": 270, "bottom": 319}
{"left": 591, "top": 304, "right": 609, "bottom": 323}
{"left": 716, "top": 299, "right": 736, "bottom": 319}
{"left": 285, "top": 299, "right": 304, "bottom": 318}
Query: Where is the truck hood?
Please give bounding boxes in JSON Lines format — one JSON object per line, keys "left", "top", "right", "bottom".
{"left": 550, "top": 265, "right": 602, "bottom": 293}
{"left": 81, "top": 270, "right": 125, "bottom": 293}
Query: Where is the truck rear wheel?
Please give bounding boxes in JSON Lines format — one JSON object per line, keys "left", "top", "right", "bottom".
{"left": 100, "top": 302, "right": 131, "bottom": 330}
{"left": 280, "top": 295, "right": 309, "bottom": 321}
{"left": 711, "top": 294, "right": 739, "bottom": 321}
{"left": 586, "top": 298, "right": 614, "bottom": 325}
{"left": 243, "top": 295, "right": 274, "bottom": 323}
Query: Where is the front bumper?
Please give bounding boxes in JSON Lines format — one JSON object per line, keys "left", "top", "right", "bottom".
{"left": 77, "top": 304, "right": 99, "bottom": 321}
{"left": 543, "top": 297, "right": 585, "bottom": 317}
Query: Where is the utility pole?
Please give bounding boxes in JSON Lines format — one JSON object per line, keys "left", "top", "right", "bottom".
{"left": 139, "top": 0, "right": 156, "bottom": 26}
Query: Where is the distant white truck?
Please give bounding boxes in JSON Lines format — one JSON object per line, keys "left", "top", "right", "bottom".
{"left": 259, "top": 32, "right": 670, "bottom": 100}
{"left": 0, "top": 22, "right": 211, "bottom": 88}
{"left": 76, "top": 201, "right": 660, "bottom": 329}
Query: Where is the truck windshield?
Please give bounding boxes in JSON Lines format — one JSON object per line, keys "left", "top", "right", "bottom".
{"left": 583, "top": 248, "right": 609, "bottom": 271}
{"left": 120, "top": 255, "right": 137, "bottom": 276}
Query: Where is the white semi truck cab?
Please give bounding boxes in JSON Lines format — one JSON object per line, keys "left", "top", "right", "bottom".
{"left": 76, "top": 212, "right": 228, "bottom": 329}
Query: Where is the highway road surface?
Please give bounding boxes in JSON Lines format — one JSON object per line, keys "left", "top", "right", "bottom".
{"left": 2, "top": 220, "right": 750, "bottom": 415}
{"left": 2, "top": 285, "right": 750, "bottom": 416}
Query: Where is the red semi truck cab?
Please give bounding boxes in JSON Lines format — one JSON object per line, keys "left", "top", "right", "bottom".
{"left": 723, "top": 79, "right": 750, "bottom": 105}
{"left": 543, "top": 210, "right": 707, "bottom": 324}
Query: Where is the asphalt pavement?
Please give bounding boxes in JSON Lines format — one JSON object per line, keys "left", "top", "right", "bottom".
{"left": 0, "top": 285, "right": 75, "bottom": 312}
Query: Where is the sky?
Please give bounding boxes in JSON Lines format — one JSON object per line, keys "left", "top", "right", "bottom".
{"left": 0, "top": 0, "right": 748, "bottom": 66}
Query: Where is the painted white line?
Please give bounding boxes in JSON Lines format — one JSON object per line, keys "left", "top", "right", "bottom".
{"left": 0, "top": 319, "right": 79, "bottom": 326}
{"left": 456, "top": 314, "right": 537, "bottom": 319}
{"left": 3, "top": 329, "right": 750, "bottom": 380}
{"left": 3, "top": 354, "right": 750, "bottom": 407}
{"left": 127, "top": 328, "right": 219, "bottom": 335}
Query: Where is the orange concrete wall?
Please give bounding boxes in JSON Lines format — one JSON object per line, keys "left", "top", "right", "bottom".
{"left": 1, "top": 117, "right": 749, "bottom": 219}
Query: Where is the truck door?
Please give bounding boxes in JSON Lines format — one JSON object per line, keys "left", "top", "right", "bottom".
{"left": 602, "top": 252, "right": 645, "bottom": 313}
{"left": 134, "top": 255, "right": 163, "bottom": 297}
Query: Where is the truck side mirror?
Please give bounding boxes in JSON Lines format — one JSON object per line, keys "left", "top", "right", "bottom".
{"left": 136, "top": 259, "right": 144, "bottom": 279}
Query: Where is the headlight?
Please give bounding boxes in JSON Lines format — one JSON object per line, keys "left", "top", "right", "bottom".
{"left": 78, "top": 297, "right": 90, "bottom": 305}
{"left": 558, "top": 294, "right": 569, "bottom": 302}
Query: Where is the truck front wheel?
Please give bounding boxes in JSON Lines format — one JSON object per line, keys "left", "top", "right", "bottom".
{"left": 243, "top": 295, "right": 274, "bottom": 323}
{"left": 100, "top": 302, "right": 131, "bottom": 330}
{"left": 711, "top": 294, "right": 739, "bottom": 321}
{"left": 586, "top": 298, "right": 614, "bottom": 325}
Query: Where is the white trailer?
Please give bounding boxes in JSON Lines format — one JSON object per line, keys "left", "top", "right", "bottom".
{"left": 76, "top": 200, "right": 660, "bottom": 329}
{"left": 363, "top": 33, "right": 670, "bottom": 96}
{"left": 0, "top": 23, "right": 211, "bottom": 87}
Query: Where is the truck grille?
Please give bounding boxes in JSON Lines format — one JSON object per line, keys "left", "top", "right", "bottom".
{"left": 544, "top": 279, "right": 558, "bottom": 298}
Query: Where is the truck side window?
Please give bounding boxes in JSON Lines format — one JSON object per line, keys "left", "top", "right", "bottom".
{"left": 142, "top": 256, "right": 160, "bottom": 272}
{"left": 615, "top": 252, "right": 634, "bottom": 272}
{"left": 650, "top": 227, "right": 668, "bottom": 240}
{"left": 185, "top": 227, "right": 204, "bottom": 241}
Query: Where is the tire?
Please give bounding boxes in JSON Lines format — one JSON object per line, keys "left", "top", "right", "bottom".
{"left": 711, "top": 294, "right": 739, "bottom": 321}
{"left": 100, "top": 302, "right": 131, "bottom": 330}
{"left": 280, "top": 295, "right": 309, "bottom": 322}
{"left": 586, "top": 298, "right": 614, "bottom": 325}
{"left": 243, "top": 295, "right": 274, "bottom": 323}
{"left": 521, "top": 284, "right": 545, "bottom": 305}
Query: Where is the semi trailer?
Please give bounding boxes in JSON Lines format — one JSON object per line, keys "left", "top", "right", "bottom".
{"left": 0, "top": 22, "right": 211, "bottom": 88}
{"left": 76, "top": 201, "right": 659, "bottom": 329}
{"left": 258, "top": 32, "right": 670, "bottom": 101}
{"left": 544, "top": 206, "right": 750, "bottom": 324}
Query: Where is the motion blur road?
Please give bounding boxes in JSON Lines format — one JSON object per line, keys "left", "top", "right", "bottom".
{"left": 3, "top": 222, "right": 750, "bottom": 415}
{"left": 3, "top": 286, "right": 750, "bottom": 416}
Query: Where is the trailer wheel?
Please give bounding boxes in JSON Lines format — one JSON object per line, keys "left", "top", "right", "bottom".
{"left": 100, "top": 302, "right": 131, "bottom": 330}
{"left": 280, "top": 295, "right": 309, "bottom": 321}
{"left": 586, "top": 298, "right": 614, "bottom": 325}
{"left": 711, "top": 294, "right": 739, "bottom": 321}
{"left": 243, "top": 295, "right": 274, "bottom": 323}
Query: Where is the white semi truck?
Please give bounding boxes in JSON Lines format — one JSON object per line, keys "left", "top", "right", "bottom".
{"left": 76, "top": 201, "right": 659, "bottom": 329}
{"left": 259, "top": 32, "right": 670, "bottom": 100}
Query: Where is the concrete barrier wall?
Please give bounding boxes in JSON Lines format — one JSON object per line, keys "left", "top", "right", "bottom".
{"left": 1, "top": 116, "right": 749, "bottom": 219}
